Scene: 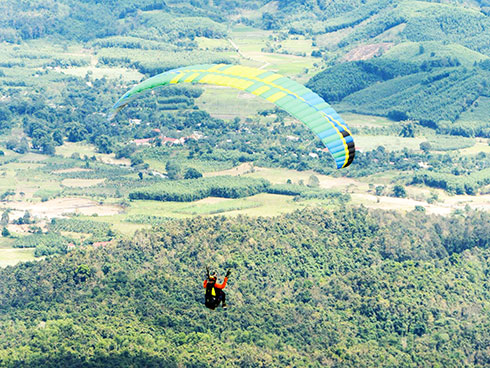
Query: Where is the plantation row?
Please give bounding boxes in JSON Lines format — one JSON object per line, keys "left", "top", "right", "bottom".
{"left": 129, "top": 176, "right": 270, "bottom": 201}
{"left": 129, "top": 175, "right": 347, "bottom": 202}
{"left": 13, "top": 233, "right": 72, "bottom": 257}
{"left": 10, "top": 219, "right": 116, "bottom": 256}
{"left": 309, "top": 58, "right": 490, "bottom": 135}
{"left": 412, "top": 168, "right": 490, "bottom": 195}
{"left": 49, "top": 218, "right": 112, "bottom": 236}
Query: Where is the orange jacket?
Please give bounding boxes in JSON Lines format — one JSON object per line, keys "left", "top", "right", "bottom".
{"left": 203, "top": 277, "right": 228, "bottom": 290}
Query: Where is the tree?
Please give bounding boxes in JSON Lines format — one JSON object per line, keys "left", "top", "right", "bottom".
{"left": 52, "top": 130, "right": 64, "bottom": 145}
{"left": 166, "top": 160, "right": 182, "bottom": 180}
{"left": 130, "top": 156, "right": 144, "bottom": 167}
{"left": 39, "top": 137, "right": 56, "bottom": 155}
{"left": 65, "top": 122, "right": 88, "bottom": 142}
{"left": 73, "top": 264, "right": 93, "bottom": 284}
{"left": 388, "top": 110, "right": 408, "bottom": 122}
{"left": 1, "top": 210, "right": 9, "bottom": 226}
{"left": 2, "top": 227, "right": 10, "bottom": 237}
{"left": 400, "top": 122, "right": 416, "bottom": 138}
{"left": 308, "top": 175, "right": 320, "bottom": 188}
{"left": 95, "top": 135, "right": 113, "bottom": 154}
{"left": 262, "top": 12, "right": 280, "bottom": 30}
{"left": 393, "top": 185, "right": 407, "bottom": 198}
{"left": 420, "top": 142, "right": 431, "bottom": 153}
{"left": 22, "top": 211, "right": 33, "bottom": 224}
{"left": 17, "top": 138, "right": 29, "bottom": 154}
{"left": 184, "top": 167, "right": 203, "bottom": 179}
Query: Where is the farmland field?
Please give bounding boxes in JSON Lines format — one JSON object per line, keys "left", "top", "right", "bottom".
{"left": 0, "top": 248, "right": 36, "bottom": 267}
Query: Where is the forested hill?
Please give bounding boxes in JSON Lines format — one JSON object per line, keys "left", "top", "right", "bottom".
{"left": 1, "top": 208, "right": 489, "bottom": 367}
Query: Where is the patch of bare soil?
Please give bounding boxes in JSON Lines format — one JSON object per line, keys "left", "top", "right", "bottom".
{"left": 342, "top": 43, "right": 393, "bottom": 61}
{"left": 97, "top": 155, "right": 131, "bottom": 166}
{"left": 196, "top": 197, "right": 229, "bottom": 204}
{"left": 204, "top": 163, "right": 255, "bottom": 177}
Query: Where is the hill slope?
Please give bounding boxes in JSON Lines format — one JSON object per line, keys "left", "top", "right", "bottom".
{"left": 1, "top": 208, "right": 489, "bottom": 367}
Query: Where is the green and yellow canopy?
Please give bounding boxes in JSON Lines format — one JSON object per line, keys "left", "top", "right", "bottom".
{"left": 111, "top": 64, "right": 355, "bottom": 169}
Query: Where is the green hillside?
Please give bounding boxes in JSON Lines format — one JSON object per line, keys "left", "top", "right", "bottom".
{"left": 1, "top": 208, "right": 489, "bottom": 367}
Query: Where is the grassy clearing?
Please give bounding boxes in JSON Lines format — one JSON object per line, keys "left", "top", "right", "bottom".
{"left": 383, "top": 41, "right": 488, "bottom": 66}
{"left": 124, "top": 200, "right": 191, "bottom": 219}
{"left": 196, "top": 85, "right": 273, "bottom": 119}
{"left": 0, "top": 161, "right": 62, "bottom": 199}
{"left": 246, "top": 52, "right": 315, "bottom": 76}
{"left": 0, "top": 238, "right": 15, "bottom": 249}
{"left": 354, "top": 135, "right": 426, "bottom": 152}
{"left": 17, "top": 153, "right": 49, "bottom": 162}
{"left": 61, "top": 178, "right": 105, "bottom": 188}
{"left": 243, "top": 166, "right": 362, "bottom": 189}
{"left": 196, "top": 37, "right": 231, "bottom": 51}
{"left": 56, "top": 142, "right": 129, "bottom": 165}
{"left": 60, "top": 65, "right": 143, "bottom": 81}
{"left": 0, "top": 39, "right": 91, "bottom": 68}
{"left": 56, "top": 142, "right": 97, "bottom": 157}
{"left": 0, "top": 248, "right": 36, "bottom": 268}
{"left": 3, "top": 162, "right": 45, "bottom": 171}
{"left": 223, "top": 193, "right": 307, "bottom": 217}
{"left": 175, "top": 197, "right": 261, "bottom": 215}
{"left": 280, "top": 36, "right": 316, "bottom": 54}
{"left": 427, "top": 136, "right": 476, "bottom": 152}
{"left": 228, "top": 26, "right": 318, "bottom": 77}
{"left": 229, "top": 27, "right": 272, "bottom": 53}
{"left": 121, "top": 191, "right": 310, "bottom": 219}
{"left": 340, "top": 112, "right": 394, "bottom": 128}
{"left": 459, "top": 139, "right": 490, "bottom": 155}
{"left": 362, "top": 170, "right": 403, "bottom": 185}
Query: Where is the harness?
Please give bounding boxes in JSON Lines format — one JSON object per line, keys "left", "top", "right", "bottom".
{"left": 205, "top": 280, "right": 220, "bottom": 309}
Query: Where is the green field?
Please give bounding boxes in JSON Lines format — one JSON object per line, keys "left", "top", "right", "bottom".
{"left": 196, "top": 85, "right": 273, "bottom": 119}
{"left": 340, "top": 112, "right": 395, "bottom": 128}
{"left": 0, "top": 248, "right": 36, "bottom": 267}
{"left": 354, "top": 135, "right": 427, "bottom": 152}
{"left": 384, "top": 41, "right": 489, "bottom": 66}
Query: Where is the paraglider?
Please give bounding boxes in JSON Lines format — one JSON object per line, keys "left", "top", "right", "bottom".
{"left": 110, "top": 64, "right": 355, "bottom": 169}
{"left": 204, "top": 267, "right": 230, "bottom": 310}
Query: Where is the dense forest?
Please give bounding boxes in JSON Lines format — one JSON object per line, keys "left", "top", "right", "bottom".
{"left": 0, "top": 207, "right": 489, "bottom": 367}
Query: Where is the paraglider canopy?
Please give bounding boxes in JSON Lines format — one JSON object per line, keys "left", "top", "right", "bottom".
{"left": 111, "top": 64, "right": 355, "bottom": 169}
